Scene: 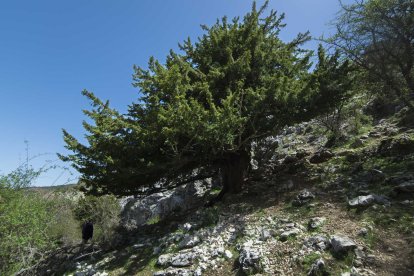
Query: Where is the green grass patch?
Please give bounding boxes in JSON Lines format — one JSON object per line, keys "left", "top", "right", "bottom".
{"left": 302, "top": 252, "right": 321, "bottom": 272}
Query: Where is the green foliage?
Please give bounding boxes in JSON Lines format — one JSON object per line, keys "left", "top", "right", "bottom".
{"left": 73, "top": 195, "right": 120, "bottom": 244}
{"left": 61, "top": 1, "right": 354, "bottom": 196}
{"left": 363, "top": 228, "right": 378, "bottom": 249}
{"left": 48, "top": 198, "right": 81, "bottom": 246}
{"left": 0, "top": 167, "right": 57, "bottom": 274}
{"left": 317, "top": 93, "right": 373, "bottom": 146}
{"left": 328, "top": 0, "right": 414, "bottom": 106}
{"left": 0, "top": 165, "right": 42, "bottom": 189}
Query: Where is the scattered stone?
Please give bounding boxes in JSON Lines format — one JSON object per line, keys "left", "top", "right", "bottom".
{"left": 354, "top": 246, "right": 366, "bottom": 260}
{"left": 308, "top": 217, "right": 326, "bottom": 230}
{"left": 348, "top": 194, "right": 390, "bottom": 208}
{"left": 132, "top": 243, "right": 146, "bottom": 249}
{"left": 330, "top": 235, "right": 357, "bottom": 255}
{"left": 309, "top": 149, "right": 334, "bottom": 164}
{"left": 182, "top": 223, "right": 192, "bottom": 232}
{"left": 178, "top": 235, "right": 201, "bottom": 249}
{"left": 266, "top": 216, "right": 275, "bottom": 224}
{"left": 211, "top": 247, "right": 225, "bottom": 257}
{"left": 279, "top": 218, "right": 292, "bottom": 223}
{"left": 250, "top": 158, "right": 259, "bottom": 170}
{"left": 292, "top": 189, "right": 315, "bottom": 206}
{"left": 280, "top": 228, "right": 301, "bottom": 241}
{"left": 303, "top": 235, "right": 330, "bottom": 251}
{"left": 357, "top": 228, "right": 368, "bottom": 237}
{"left": 307, "top": 258, "right": 325, "bottom": 276}
{"left": 170, "top": 252, "right": 195, "bottom": 267}
{"left": 153, "top": 268, "right": 193, "bottom": 276}
{"left": 153, "top": 246, "right": 162, "bottom": 255}
{"left": 238, "top": 246, "right": 263, "bottom": 274}
{"left": 368, "top": 169, "right": 386, "bottom": 183}
{"left": 342, "top": 266, "right": 376, "bottom": 276}
{"left": 260, "top": 229, "right": 273, "bottom": 241}
{"left": 157, "top": 254, "right": 173, "bottom": 267}
{"left": 224, "top": 250, "right": 233, "bottom": 259}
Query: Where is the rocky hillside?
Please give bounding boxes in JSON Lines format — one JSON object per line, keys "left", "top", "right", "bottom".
{"left": 23, "top": 108, "right": 414, "bottom": 276}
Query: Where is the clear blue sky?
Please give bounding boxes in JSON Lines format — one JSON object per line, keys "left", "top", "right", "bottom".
{"left": 0, "top": 0, "right": 352, "bottom": 186}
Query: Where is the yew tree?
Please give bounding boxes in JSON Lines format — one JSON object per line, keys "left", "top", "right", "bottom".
{"left": 61, "top": 2, "right": 354, "bottom": 197}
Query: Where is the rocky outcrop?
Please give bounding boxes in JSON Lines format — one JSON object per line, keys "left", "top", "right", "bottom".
{"left": 309, "top": 149, "right": 334, "bottom": 164}
{"left": 121, "top": 179, "right": 212, "bottom": 229}
{"left": 377, "top": 134, "right": 414, "bottom": 156}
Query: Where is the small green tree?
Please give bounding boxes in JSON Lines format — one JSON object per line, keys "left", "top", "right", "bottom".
{"left": 0, "top": 161, "right": 55, "bottom": 274}
{"left": 328, "top": 0, "right": 414, "bottom": 107}
{"left": 61, "top": 2, "right": 354, "bottom": 198}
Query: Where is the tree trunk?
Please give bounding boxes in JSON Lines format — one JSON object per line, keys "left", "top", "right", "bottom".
{"left": 207, "top": 150, "right": 250, "bottom": 205}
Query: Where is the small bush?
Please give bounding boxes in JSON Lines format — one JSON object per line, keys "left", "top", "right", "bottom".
{"left": 0, "top": 167, "right": 59, "bottom": 274}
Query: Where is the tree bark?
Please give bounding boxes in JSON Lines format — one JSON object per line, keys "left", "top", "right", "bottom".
{"left": 207, "top": 150, "right": 250, "bottom": 205}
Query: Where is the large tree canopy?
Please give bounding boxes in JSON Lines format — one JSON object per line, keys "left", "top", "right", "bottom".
{"left": 60, "top": 2, "right": 354, "bottom": 197}
{"left": 329, "top": 0, "right": 414, "bottom": 106}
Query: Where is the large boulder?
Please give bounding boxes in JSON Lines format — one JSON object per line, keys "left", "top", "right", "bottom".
{"left": 309, "top": 149, "right": 334, "bottom": 164}
{"left": 377, "top": 134, "right": 414, "bottom": 156}
{"left": 121, "top": 179, "right": 211, "bottom": 229}
{"left": 330, "top": 235, "right": 357, "bottom": 255}
{"left": 348, "top": 194, "right": 390, "bottom": 208}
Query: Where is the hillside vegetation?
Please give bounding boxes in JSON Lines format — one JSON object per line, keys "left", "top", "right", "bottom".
{"left": 1, "top": 1, "right": 414, "bottom": 275}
